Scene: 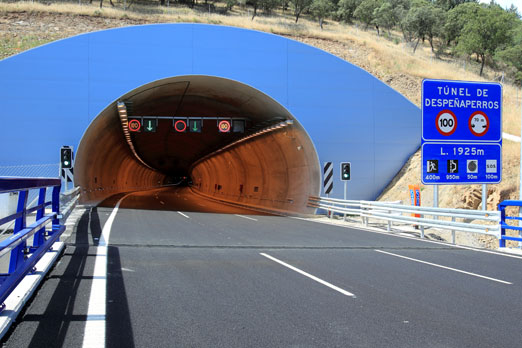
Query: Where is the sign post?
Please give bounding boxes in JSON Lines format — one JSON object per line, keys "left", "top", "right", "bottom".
{"left": 421, "top": 79, "right": 502, "bottom": 206}
{"left": 340, "top": 162, "right": 351, "bottom": 220}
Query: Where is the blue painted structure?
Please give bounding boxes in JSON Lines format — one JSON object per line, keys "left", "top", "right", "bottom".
{"left": 0, "top": 24, "right": 420, "bottom": 200}
{"left": 498, "top": 200, "right": 522, "bottom": 247}
{"left": 0, "top": 177, "right": 64, "bottom": 307}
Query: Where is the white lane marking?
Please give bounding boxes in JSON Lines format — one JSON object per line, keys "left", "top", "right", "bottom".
{"left": 82, "top": 194, "right": 130, "bottom": 348}
{"left": 177, "top": 211, "right": 190, "bottom": 219}
{"left": 374, "top": 250, "right": 513, "bottom": 285}
{"left": 294, "top": 217, "right": 522, "bottom": 260}
{"left": 235, "top": 214, "right": 258, "bottom": 221}
{"left": 260, "top": 253, "right": 356, "bottom": 297}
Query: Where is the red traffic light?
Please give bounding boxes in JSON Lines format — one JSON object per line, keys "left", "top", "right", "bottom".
{"left": 174, "top": 119, "right": 187, "bottom": 132}
{"left": 218, "top": 120, "right": 231, "bottom": 133}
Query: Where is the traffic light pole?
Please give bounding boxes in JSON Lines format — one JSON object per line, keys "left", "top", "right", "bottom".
{"left": 343, "top": 181, "right": 347, "bottom": 221}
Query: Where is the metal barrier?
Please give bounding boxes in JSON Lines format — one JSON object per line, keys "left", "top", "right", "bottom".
{"left": 498, "top": 200, "right": 522, "bottom": 247}
{"left": 308, "top": 196, "right": 500, "bottom": 244}
{"left": 0, "top": 177, "right": 65, "bottom": 309}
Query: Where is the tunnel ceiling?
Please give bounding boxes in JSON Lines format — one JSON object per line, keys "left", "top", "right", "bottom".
{"left": 120, "top": 76, "right": 293, "bottom": 176}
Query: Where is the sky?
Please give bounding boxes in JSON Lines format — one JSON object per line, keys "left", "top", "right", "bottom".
{"left": 480, "top": 0, "right": 522, "bottom": 10}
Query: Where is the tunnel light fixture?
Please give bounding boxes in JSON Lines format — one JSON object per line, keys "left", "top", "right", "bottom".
{"left": 117, "top": 101, "right": 155, "bottom": 171}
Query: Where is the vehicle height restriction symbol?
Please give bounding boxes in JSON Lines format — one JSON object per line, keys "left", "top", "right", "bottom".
{"left": 469, "top": 111, "right": 489, "bottom": 137}
{"left": 323, "top": 162, "right": 333, "bottom": 195}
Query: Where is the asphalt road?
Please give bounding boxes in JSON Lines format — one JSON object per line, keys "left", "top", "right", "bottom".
{"left": 3, "top": 187, "right": 522, "bottom": 347}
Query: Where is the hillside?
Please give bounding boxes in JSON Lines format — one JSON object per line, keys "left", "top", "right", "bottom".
{"left": 1, "top": 2, "right": 521, "bottom": 247}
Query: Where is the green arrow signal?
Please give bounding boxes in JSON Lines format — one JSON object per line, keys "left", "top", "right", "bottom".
{"left": 192, "top": 122, "right": 198, "bottom": 131}
{"left": 147, "top": 120, "right": 153, "bottom": 131}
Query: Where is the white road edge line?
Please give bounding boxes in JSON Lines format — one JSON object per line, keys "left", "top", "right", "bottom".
{"left": 374, "top": 250, "right": 513, "bottom": 285}
{"left": 235, "top": 214, "right": 258, "bottom": 221}
{"left": 260, "top": 253, "right": 356, "bottom": 297}
{"left": 293, "top": 217, "right": 522, "bottom": 260}
{"left": 82, "top": 194, "right": 130, "bottom": 348}
{"left": 177, "top": 211, "right": 190, "bottom": 218}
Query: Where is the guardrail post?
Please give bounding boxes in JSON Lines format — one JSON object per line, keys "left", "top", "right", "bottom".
{"left": 451, "top": 216, "right": 456, "bottom": 244}
{"left": 34, "top": 188, "right": 47, "bottom": 248}
{"left": 9, "top": 190, "right": 28, "bottom": 274}
{"left": 420, "top": 214, "right": 425, "bottom": 239}
{"left": 499, "top": 204, "right": 506, "bottom": 248}
{"left": 50, "top": 185, "right": 61, "bottom": 239}
{"left": 387, "top": 210, "right": 391, "bottom": 232}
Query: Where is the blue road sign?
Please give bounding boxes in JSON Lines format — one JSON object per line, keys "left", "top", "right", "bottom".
{"left": 421, "top": 79, "right": 502, "bottom": 185}
{"left": 422, "top": 143, "right": 501, "bottom": 184}
{"left": 422, "top": 80, "right": 502, "bottom": 142}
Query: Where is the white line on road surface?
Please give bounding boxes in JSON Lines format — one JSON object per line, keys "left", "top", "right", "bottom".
{"left": 177, "top": 211, "right": 190, "bottom": 218}
{"left": 260, "top": 253, "right": 356, "bottom": 297}
{"left": 374, "top": 250, "right": 513, "bottom": 285}
{"left": 235, "top": 214, "right": 258, "bottom": 221}
{"left": 298, "top": 217, "right": 522, "bottom": 260}
{"left": 82, "top": 194, "right": 130, "bottom": 348}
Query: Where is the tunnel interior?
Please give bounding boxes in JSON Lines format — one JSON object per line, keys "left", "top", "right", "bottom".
{"left": 75, "top": 75, "right": 320, "bottom": 215}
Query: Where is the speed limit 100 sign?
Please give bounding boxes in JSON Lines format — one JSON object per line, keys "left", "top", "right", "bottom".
{"left": 435, "top": 110, "right": 457, "bottom": 136}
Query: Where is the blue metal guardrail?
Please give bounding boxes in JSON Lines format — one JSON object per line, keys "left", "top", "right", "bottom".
{"left": 0, "top": 177, "right": 65, "bottom": 310}
{"left": 498, "top": 200, "right": 522, "bottom": 247}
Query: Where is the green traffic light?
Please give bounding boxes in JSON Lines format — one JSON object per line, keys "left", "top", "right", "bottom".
{"left": 64, "top": 161, "right": 70, "bottom": 166}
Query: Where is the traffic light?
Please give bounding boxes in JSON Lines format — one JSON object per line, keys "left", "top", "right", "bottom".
{"left": 61, "top": 146, "right": 73, "bottom": 169}
{"left": 340, "top": 162, "right": 351, "bottom": 181}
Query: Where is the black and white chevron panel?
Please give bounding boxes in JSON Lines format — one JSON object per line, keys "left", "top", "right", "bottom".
{"left": 323, "top": 162, "right": 333, "bottom": 195}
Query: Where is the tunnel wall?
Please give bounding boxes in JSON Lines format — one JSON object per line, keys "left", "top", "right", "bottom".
{"left": 0, "top": 23, "right": 420, "bottom": 200}
{"left": 191, "top": 123, "right": 320, "bottom": 214}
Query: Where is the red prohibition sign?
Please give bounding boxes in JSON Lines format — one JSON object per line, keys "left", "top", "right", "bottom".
{"left": 174, "top": 120, "right": 187, "bottom": 132}
{"left": 468, "top": 111, "right": 489, "bottom": 137}
{"left": 435, "top": 109, "right": 457, "bottom": 136}
{"left": 128, "top": 119, "right": 141, "bottom": 132}
{"left": 218, "top": 120, "right": 231, "bottom": 133}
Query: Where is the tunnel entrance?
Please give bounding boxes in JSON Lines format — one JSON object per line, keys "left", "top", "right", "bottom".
{"left": 75, "top": 76, "right": 320, "bottom": 215}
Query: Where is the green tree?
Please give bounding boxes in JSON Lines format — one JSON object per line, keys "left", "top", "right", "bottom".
{"left": 354, "top": 0, "right": 383, "bottom": 33}
{"left": 292, "top": 0, "right": 314, "bottom": 22}
{"left": 456, "top": 5, "right": 518, "bottom": 75}
{"left": 434, "top": 0, "right": 477, "bottom": 11}
{"left": 373, "top": 2, "right": 396, "bottom": 35}
{"left": 225, "top": 0, "right": 237, "bottom": 11}
{"left": 337, "top": 0, "right": 362, "bottom": 23}
{"left": 310, "top": 0, "right": 336, "bottom": 29}
{"left": 443, "top": 2, "right": 481, "bottom": 46}
{"left": 495, "top": 24, "right": 522, "bottom": 83}
{"left": 262, "top": 0, "right": 280, "bottom": 14}
{"left": 402, "top": 1, "right": 444, "bottom": 53}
